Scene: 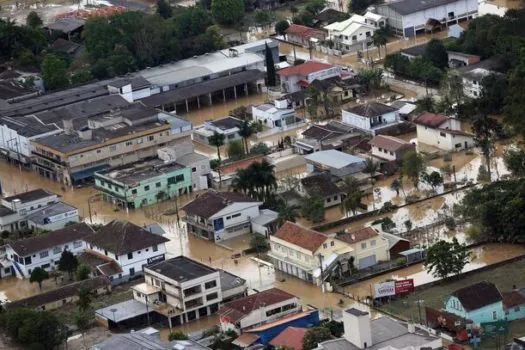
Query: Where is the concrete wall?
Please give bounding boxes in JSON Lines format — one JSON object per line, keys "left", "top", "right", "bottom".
{"left": 416, "top": 125, "right": 474, "bottom": 151}
{"left": 238, "top": 297, "right": 301, "bottom": 330}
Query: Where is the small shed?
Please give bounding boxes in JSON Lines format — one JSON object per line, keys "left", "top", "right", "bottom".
{"left": 399, "top": 247, "right": 426, "bottom": 264}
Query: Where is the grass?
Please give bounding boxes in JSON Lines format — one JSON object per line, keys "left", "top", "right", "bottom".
{"left": 381, "top": 259, "right": 525, "bottom": 349}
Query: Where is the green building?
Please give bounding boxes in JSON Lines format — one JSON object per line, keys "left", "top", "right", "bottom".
{"left": 94, "top": 158, "right": 192, "bottom": 209}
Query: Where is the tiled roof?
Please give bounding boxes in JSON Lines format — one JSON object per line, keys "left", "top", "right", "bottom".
{"left": 301, "top": 124, "right": 344, "bottom": 141}
{"left": 370, "top": 135, "right": 414, "bottom": 152}
{"left": 3, "top": 189, "right": 55, "bottom": 203}
{"left": 278, "top": 61, "right": 334, "bottom": 77}
{"left": 346, "top": 102, "right": 397, "bottom": 118}
{"left": 337, "top": 227, "right": 378, "bottom": 244}
{"left": 219, "top": 288, "right": 296, "bottom": 323}
{"left": 452, "top": 281, "right": 502, "bottom": 311}
{"left": 273, "top": 221, "right": 328, "bottom": 252}
{"left": 413, "top": 112, "right": 449, "bottom": 128}
{"left": 182, "top": 191, "right": 259, "bottom": 219}
{"left": 219, "top": 155, "right": 265, "bottom": 176}
{"left": 503, "top": 290, "right": 525, "bottom": 308}
{"left": 301, "top": 173, "right": 343, "bottom": 198}
{"left": 270, "top": 327, "right": 307, "bottom": 350}
{"left": 285, "top": 24, "right": 325, "bottom": 38}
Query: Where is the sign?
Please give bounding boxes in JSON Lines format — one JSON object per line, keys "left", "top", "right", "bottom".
{"left": 374, "top": 279, "right": 415, "bottom": 298}
{"left": 45, "top": 209, "right": 79, "bottom": 224}
{"left": 147, "top": 254, "right": 165, "bottom": 265}
{"left": 481, "top": 320, "right": 509, "bottom": 336}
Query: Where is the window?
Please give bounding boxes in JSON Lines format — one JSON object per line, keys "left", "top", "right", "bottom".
{"left": 41, "top": 263, "right": 50, "bottom": 269}
{"left": 175, "top": 174, "right": 184, "bottom": 182}
{"left": 327, "top": 197, "right": 332, "bottom": 203}
{"left": 135, "top": 291, "right": 142, "bottom": 298}
{"left": 352, "top": 35, "right": 357, "bottom": 41}
{"left": 192, "top": 167, "right": 196, "bottom": 172}
{"left": 492, "top": 311, "right": 497, "bottom": 320}
{"left": 96, "top": 149, "right": 101, "bottom": 154}
{"left": 323, "top": 243, "right": 327, "bottom": 249}
{"left": 144, "top": 185, "right": 150, "bottom": 191}
{"left": 205, "top": 280, "right": 217, "bottom": 289}
{"left": 206, "top": 292, "right": 218, "bottom": 301}
{"left": 104, "top": 250, "right": 108, "bottom": 256}
{"left": 440, "top": 132, "right": 447, "bottom": 138}
{"left": 148, "top": 136, "right": 154, "bottom": 141}
{"left": 73, "top": 241, "right": 82, "bottom": 248}
{"left": 53, "top": 247, "right": 62, "bottom": 255}
{"left": 361, "top": 242, "right": 367, "bottom": 249}
{"left": 4, "top": 268, "right": 9, "bottom": 274}
{"left": 126, "top": 141, "right": 133, "bottom": 146}
{"left": 131, "top": 189, "right": 137, "bottom": 195}
{"left": 129, "top": 267, "right": 135, "bottom": 276}
{"left": 282, "top": 303, "right": 297, "bottom": 312}
{"left": 371, "top": 240, "right": 376, "bottom": 247}
{"left": 378, "top": 147, "right": 382, "bottom": 152}
{"left": 366, "top": 31, "right": 371, "bottom": 37}
{"left": 231, "top": 213, "right": 241, "bottom": 219}
{"left": 153, "top": 245, "right": 158, "bottom": 252}
{"left": 156, "top": 182, "right": 161, "bottom": 188}
{"left": 228, "top": 134, "right": 235, "bottom": 139}
{"left": 40, "top": 251, "right": 49, "bottom": 259}
{"left": 110, "top": 145, "right": 117, "bottom": 152}
{"left": 128, "top": 252, "right": 133, "bottom": 259}
{"left": 334, "top": 196, "right": 338, "bottom": 200}
{"left": 331, "top": 241, "right": 335, "bottom": 247}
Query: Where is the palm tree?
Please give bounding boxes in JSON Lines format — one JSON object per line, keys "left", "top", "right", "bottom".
{"left": 390, "top": 178, "right": 401, "bottom": 197}
{"left": 277, "top": 204, "right": 300, "bottom": 226}
{"left": 209, "top": 131, "right": 225, "bottom": 187}
{"left": 362, "top": 159, "right": 378, "bottom": 210}
{"left": 372, "top": 31, "right": 387, "bottom": 58}
{"left": 340, "top": 177, "right": 362, "bottom": 216}
{"left": 237, "top": 120, "right": 254, "bottom": 154}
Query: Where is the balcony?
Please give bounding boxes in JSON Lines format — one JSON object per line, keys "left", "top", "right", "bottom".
{"left": 183, "top": 286, "right": 202, "bottom": 297}
{"left": 184, "top": 298, "right": 204, "bottom": 310}
{"left": 185, "top": 216, "right": 213, "bottom": 230}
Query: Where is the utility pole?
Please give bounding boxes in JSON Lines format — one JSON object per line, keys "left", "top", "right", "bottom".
{"left": 318, "top": 254, "right": 325, "bottom": 292}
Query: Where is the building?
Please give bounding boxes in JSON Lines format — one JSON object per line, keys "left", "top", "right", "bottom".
{"left": 82, "top": 220, "right": 169, "bottom": 284}
{"left": 336, "top": 227, "right": 390, "bottom": 269}
{"left": 447, "top": 51, "right": 480, "bottom": 68}
{"left": 305, "top": 150, "right": 366, "bottom": 178}
{"left": 107, "top": 76, "right": 152, "bottom": 103}
{"left": 459, "top": 59, "right": 502, "bottom": 98}
{"left": 269, "top": 327, "right": 308, "bottom": 350}
{"left": 95, "top": 158, "right": 192, "bottom": 209}
{"left": 342, "top": 102, "right": 400, "bottom": 135}
{"left": 445, "top": 281, "right": 504, "bottom": 325}
{"left": 325, "top": 13, "right": 384, "bottom": 52}
{"left": 5, "top": 276, "right": 111, "bottom": 311}
{"left": 252, "top": 99, "right": 297, "bottom": 130}
{"left": 298, "top": 173, "right": 344, "bottom": 208}
{"left": 268, "top": 221, "right": 353, "bottom": 284}
{"left": 219, "top": 288, "right": 302, "bottom": 332}
{"left": 285, "top": 24, "right": 327, "bottom": 47}
{"left": 503, "top": 290, "right": 525, "bottom": 321}
{"left": 315, "top": 308, "right": 442, "bottom": 349}
{"left": 46, "top": 18, "right": 85, "bottom": 39}
{"left": 414, "top": 112, "right": 474, "bottom": 151}
{"left": 26, "top": 202, "right": 79, "bottom": 232}
{"left": 369, "top": 135, "right": 415, "bottom": 161}
{"left": 182, "top": 191, "right": 263, "bottom": 242}
{"left": 295, "top": 121, "right": 360, "bottom": 154}
{"left": 278, "top": 61, "right": 342, "bottom": 93}
{"left": 399, "top": 43, "right": 428, "bottom": 60}
{"left": 219, "top": 269, "right": 248, "bottom": 302}
{"left": 132, "top": 256, "right": 222, "bottom": 326}
{"left": 0, "top": 79, "right": 38, "bottom": 104}
{"left": 448, "top": 21, "right": 470, "bottom": 38}
{"left": 4, "top": 222, "right": 94, "bottom": 279}
{"left": 193, "top": 117, "right": 242, "bottom": 145}
{"left": 31, "top": 104, "right": 192, "bottom": 185}
{"left": 212, "top": 155, "right": 266, "bottom": 189}
{"left": 375, "top": 0, "right": 478, "bottom": 37}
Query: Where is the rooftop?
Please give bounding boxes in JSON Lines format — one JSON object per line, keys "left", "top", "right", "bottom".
{"left": 413, "top": 112, "right": 450, "bottom": 128}
{"left": 0, "top": 206, "right": 15, "bottom": 217}
{"left": 315, "top": 8, "right": 349, "bottom": 24}
{"left": 3, "top": 188, "right": 56, "bottom": 203}
{"left": 209, "top": 116, "right": 242, "bottom": 131}
{"left": 46, "top": 18, "right": 85, "bottom": 33}
{"left": 182, "top": 190, "right": 259, "bottom": 219}
{"left": 301, "top": 121, "right": 354, "bottom": 141}
{"left": 84, "top": 220, "right": 169, "bottom": 255}
{"left": 270, "top": 327, "right": 307, "bottom": 350}
{"left": 273, "top": 221, "right": 328, "bottom": 252}
{"left": 9, "top": 222, "right": 94, "bottom": 256}
{"left": 370, "top": 135, "right": 414, "bottom": 152}
{"left": 277, "top": 61, "right": 335, "bottom": 77}
{"left": 301, "top": 173, "right": 343, "bottom": 198}
{"left": 219, "top": 269, "right": 246, "bottom": 291}
{"left": 338, "top": 227, "right": 378, "bottom": 244}
{"left": 503, "top": 290, "right": 525, "bottom": 309}
{"left": 0, "top": 115, "right": 61, "bottom": 138}
{"left": 451, "top": 281, "right": 502, "bottom": 311}
{"left": 174, "top": 152, "right": 209, "bottom": 166}
{"left": 305, "top": 150, "right": 365, "bottom": 169}
{"left": 345, "top": 102, "right": 398, "bottom": 118}
{"left": 146, "top": 256, "right": 216, "bottom": 283}
{"left": 400, "top": 43, "right": 428, "bottom": 57}
{"left": 382, "top": 0, "right": 462, "bottom": 15}
{"left": 96, "top": 158, "right": 185, "bottom": 185}
{"left": 96, "top": 299, "right": 149, "bottom": 323}
{"left": 220, "top": 288, "right": 297, "bottom": 323}
{"left": 285, "top": 24, "right": 326, "bottom": 38}
{"left": 25, "top": 202, "right": 78, "bottom": 225}
{"left": 0, "top": 79, "right": 36, "bottom": 100}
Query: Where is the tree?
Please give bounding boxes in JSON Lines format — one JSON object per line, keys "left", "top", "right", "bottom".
{"left": 250, "top": 234, "right": 270, "bottom": 253}
{"left": 211, "top": 0, "right": 245, "bottom": 25}
{"left": 348, "top": 0, "right": 374, "bottom": 13}
{"left": 156, "top": 0, "right": 172, "bottom": 19}
{"left": 471, "top": 114, "right": 503, "bottom": 182}
{"left": 304, "top": 0, "right": 327, "bottom": 15}
{"left": 301, "top": 196, "right": 325, "bottom": 223}
{"left": 58, "top": 250, "right": 78, "bottom": 280}
{"left": 277, "top": 204, "right": 300, "bottom": 226}
{"left": 70, "top": 70, "right": 93, "bottom": 86}
{"left": 41, "top": 54, "right": 69, "bottom": 91}
{"left": 362, "top": 159, "right": 378, "bottom": 209}
{"left": 231, "top": 160, "right": 277, "bottom": 202}
{"left": 307, "top": 86, "right": 320, "bottom": 120}
{"left": 424, "top": 238, "right": 470, "bottom": 279}
{"left": 372, "top": 31, "right": 387, "bottom": 58}
{"left": 324, "top": 320, "right": 344, "bottom": 337}
{"left": 237, "top": 119, "right": 254, "bottom": 154}
{"left": 74, "top": 309, "right": 94, "bottom": 339}
{"left": 479, "top": 73, "right": 508, "bottom": 115}
{"left": 76, "top": 264, "right": 91, "bottom": 281}
{"left": 390, "top": 178, "right": 402, "bottom": 197}
{"left": 404, "top": 219, "right": 413, "bottom": 233}
{"left": 227, "top": 140, "right": 245, "bottom": 161}
{"left": 302, "top": 326, "right": 332, "bottom": 350}
{"left": 340, "top": 177, "right": 362, "bottom": 216}
{"left": 356, "top": 68, "right": 383, "bottom": 92}
{"left": 209, "top": 131, "right": 225, "bottom": 186}
{"left": 424, "top": 39, "right": 448, "bottom": 70}
{"left": 414, "top": 96, "right": 435, "bottom": 114}
{"left": 441, "top": 70, "right": 464, "bottom": 111}
{"left": 77, "top": 287, "right": 92, "bottom": 311}
{"left": 265, "top": 43, "right": 276, "bottom": 87}
{"left": 275, "top": 20, "right": 289, "bottom": 37}
{"left": 169, "top": 331, "right": 189, "bottom": 341}
{"left": 26, "top": 11, "right": 42, "bottom": 28}
{"left": 254, "top": 10, "right": 272, "bottom": 27}
{"left": 504, "top": 148, "right": 525, "bottom": 177}
{"left": 422, "top": 171, "right": 443, "bottom": 192}
{"left": 402, "top": 151, "right": 424, "bottom": 189}
{"left": 250, "top": 142, "right": 269, "bottom": 155}
{"left": 29, "top": 267, "right": 49, "bottom": 291}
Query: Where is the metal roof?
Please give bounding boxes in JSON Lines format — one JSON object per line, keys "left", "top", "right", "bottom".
{"left": 382, "top": 0, "right": 462, "bottom": 16}
{"left": 305, "top": 150, "right": 365, "bottom": 169}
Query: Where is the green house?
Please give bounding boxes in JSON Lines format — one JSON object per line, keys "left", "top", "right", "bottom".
{"left": 94, "top": 158, "right": 192, "bottom": 209}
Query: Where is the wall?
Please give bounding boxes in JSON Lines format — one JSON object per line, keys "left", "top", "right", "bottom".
{"left": 417, "top": 125, "right": 473, "bottom": 151}
{"left": 28, "top": 212, "right": 80, "bottom": 232}
{"left": 0, "top": 125, "right": 60, "bottom": 160}
{"left": 342, "top": 111, "right": 371, "bottom": 131}
{"left": 402, "top": 0, "right": 478, "bottom": 29}
{"left": 239, "top": 297, "right": 301, "bottom": 329}
{"left": 211, "top": 203, "right": 261, "bottom": 241}
{"left": 348, "top": 235, "right": 390, "bottom": 267}
{"left": 371, "top": 145, "right": 397, "bottom": 161}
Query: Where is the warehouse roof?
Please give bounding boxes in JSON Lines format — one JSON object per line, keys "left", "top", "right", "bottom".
{"left": 383, "top": 0, "right": 461, "bottom": 15}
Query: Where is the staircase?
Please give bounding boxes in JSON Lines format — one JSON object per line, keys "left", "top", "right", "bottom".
{"left": 12, "top": 261, "right": 26, "bottom": 278}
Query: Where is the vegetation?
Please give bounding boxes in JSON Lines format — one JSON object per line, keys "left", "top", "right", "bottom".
{"left": 231, "top": 160, "right": 277, "bottom": 202}
{"left": 169, "top": 331, "right": 189, "bottom": 341}
{"left": 237, "top": 119, "right": 255, "bottom": 154}
{"left": 471, "top": 114, "right": 503, "bottom": 182}
{"left": 209, "top": 131, "right": 225, "bottom": 186}
{"left": 250, "top": 234, "right": 270, "bottom": 253}
{"left": 227, "top": 140, "right": 245, "bottom": 161}
{"left": 504, "top": 148, "right": 525, "bottom": 177}
{"left": 402, "top": 151, "right": 425, "bottom": 189}
{"left": 421, "top": 171, "right": 443, "bottom": 192}
{"left": 340, "top": 177, "right": 363, "bottom": 216}
{"left": 26, "top": 11, "right": 43, "bottom": 28}
{"left": 250, "top": 142, "right": 270, "bottom": 155}
{"left": 424, "top": 238, "right": 470, "bottom": 279}
{"left": 266, "top": 42, "right": 276, "bottom": 87}
{"left": 29, "top": 267, "right": 49, "bottom": 291}
{"left": 76, "top": 264, "right": 91, "bottom": 281}
{"left": 384, "top": 53, "right": 442, "bottom": 90}
{"left": 58, "top": 250, "right": 79, "bottom": 280}
{"left": 211, "top": 0, "right": 245, "bottom": 25}
{"left": 302, "top": 326, "right": 332, "bottom": 350}
{"left": 301, "top": 196, "right": 325, "bottom": 223}
{"left": 275, "top": 20, "right": 289, "bottom": 37}
{"left": 77, "top": 287, "right": 92, "bottom": 311}
{"left": 277, "top": 203, "right": 300, "bottom": 226}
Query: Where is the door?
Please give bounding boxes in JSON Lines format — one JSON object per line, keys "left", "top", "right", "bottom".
{"left": 358, "top": 255, "right": 377, "bottom": 269}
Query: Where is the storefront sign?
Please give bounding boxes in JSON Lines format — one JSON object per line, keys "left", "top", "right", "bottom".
{"left": 395, "top": 279, "right": 415, "bottom": 295}
{"left": 147, "top": 254, "right": 165, "bottom": 265}
{"left": 46, "top": 209, "right": 79, "bottom": 224}
{"left": 374, "top": 279, "right": 415, "bottom": 298}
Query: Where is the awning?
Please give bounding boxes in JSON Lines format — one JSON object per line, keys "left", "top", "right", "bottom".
{"left": 232, "top": 333, "right": 260, "bottom": 347}
{"left": 70, "top": 164, "right": 111, "bottom": 181}
{"left": 399, "top": 248, "right": 425, "bottom": 256}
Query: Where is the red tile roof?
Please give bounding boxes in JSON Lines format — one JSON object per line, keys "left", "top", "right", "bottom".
{"left": 220, "top": 155, "right": 265, "bottom": 175}
{"left": 413, "top": 112, "right": 449, "bottom": 128}
{"left": 337, "top": 227, "right": 378, "bottom": 244}
{"left": 503, "top": 291, "right": 525, "bottom": 308}
{"left": 370, "top": 135, "right": 414, "bottom": 152}
{"left": 219, "top": 288, "right": 297, "bottom": 323}
{"left": 273, "top": 222, "right": 328, "bottom": 252}
{"left": 270, "top": 327, "right": 308, "bottom": 350}
{"left": 278, "top": 61, "right": 335, "bottom": 77}
{"left": 285, "top": 24, "right": 325, "bottom": 38}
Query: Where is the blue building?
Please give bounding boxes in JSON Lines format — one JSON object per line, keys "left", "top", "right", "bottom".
{"left": 445, "top": 281, "right": 504, "bottom": 326}
{"left": 503, "top": 290, "right": 525, "bottom": 321}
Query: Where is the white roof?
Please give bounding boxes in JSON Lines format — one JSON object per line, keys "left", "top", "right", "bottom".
{"left": 305, "top": 150, "right": 365, "bottom": 169}
{"left": 325, "top": 11, "right": 381, "bottom": 32}
{"left": 364, "top": 11, "right": 384, "bottom": 21}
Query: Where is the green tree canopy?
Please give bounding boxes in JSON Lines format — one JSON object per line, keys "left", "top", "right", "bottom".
{"left": 275, "top": 20, "right": 289, "bottom": 36}
{"left": 211, "top": 0, "right": 245, "bottom": 25}
{"left": 424, "top": 39, "right": 449, "bottom": 70}
{"left": 26, "top": 11, "right": 43, "bottom": 28}
{"left": 169, "top": 331, "right": 189, "bottom": 341}
{"left": 58, "top": 250, "right": 78, "bottom": 279}
{"left": 402, "top": 151, "right": 425, "bottom": 188}
{"left": 76, "top": 264, "right": 91, "bottom": 281}
{"left": 422, "top": 171, "right": 443, "bottom": 192}
{"left": 302, "top": 326, "right": 332, "bottom": 350}
{"left": 29, "top": 267, "right": 49, "bottom": 291}
{"left": 42, "top": 54, "right": 69, "bottom": 91}
{"left": 227, "top": 140, "right": 245, "bottom": 161}
{"left": 301, "top": 196, "right": 325, "bottom": 223}
{"left": 156, "top": 0, "right": 173, "bottom": 18}
{"left": 424, "top": 238, "right": 470, "bottom": 279}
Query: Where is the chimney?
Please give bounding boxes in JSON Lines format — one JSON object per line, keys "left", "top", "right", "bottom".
{"left": 62, "top": 119, "right": 74, "bottom": 135}
{"left": 343, "top": 308, "right": 372, "bottom": 349}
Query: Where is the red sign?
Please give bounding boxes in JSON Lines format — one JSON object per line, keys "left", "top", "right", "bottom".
{"left": 395, "top": 279, "right": 415, "bottom": 295}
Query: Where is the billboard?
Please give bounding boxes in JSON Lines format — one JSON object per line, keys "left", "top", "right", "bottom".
{"left": 374, "top": 279, "right": 415, "bottom": 298}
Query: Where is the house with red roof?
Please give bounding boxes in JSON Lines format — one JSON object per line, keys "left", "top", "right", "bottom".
{"left": 270, "top": 326, "right": 308, "bottom": 350}
{"left": 413, "top": 112, "right": 474, "bottom": 151}
{"left": 277, "top": 61, "right": 341, "bottom": 93}
{"left": 285, "top": 24, "right": 327, "bottom": 47}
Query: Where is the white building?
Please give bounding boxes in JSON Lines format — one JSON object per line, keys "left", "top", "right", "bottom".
{"left": 325, "top": 12, "right": 385, "bottom": 52}
{"left": 252, "top": 99, "right": 297, "bottom": 130}
{"left": 0, "top": 115, "right": 62, "bottom": 165}
{"left": 315, "top": 308, "right": 442, "bottom": 350}
{"left": 459, "top": 60, "right": 502, "bottom": 98}
{"left": 219, "top": 288, "right": 302, "bottom": 332}
{"left": 375, "top": 0, "right": 478, "bottom": 37}
{"left": 132, "top": 256, "right": 223, "bottom": 326}
{"left": 183, "top": 191, "right": 272, "bottom": 242}
{"left": 369, "top": 135, "right": 415, "bottom": 162}
{"left": 82, "top": 220, "right": 169, "bottom": 284}
{"left": 192, "top": 117, "right": 243, "bottom": 145}
{"left": 107, "top": 76, "right": 152, "bottom": 103}
{"left": 342, "top": 102, "right": 400, "bottom": 135}
{"left": 414, "top": 112, "right": 475, "bottom": 151}
{"left": 4, "top": 222, "right": 94, "bottom": 279}
{"left": 336, "top": 227, "right": 390, "bottom": 269}
{"left": 277, "top": 61, "right": 342, "bottom": 93}
{"left": 26, "top": 202, "right": 79, "bottom": 232}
